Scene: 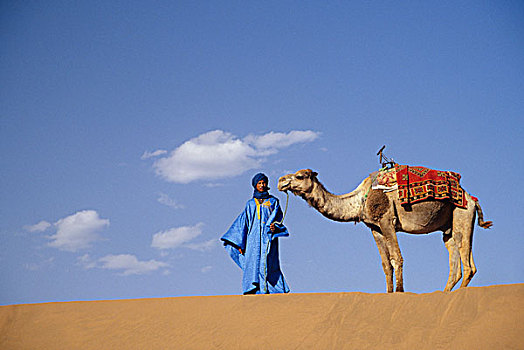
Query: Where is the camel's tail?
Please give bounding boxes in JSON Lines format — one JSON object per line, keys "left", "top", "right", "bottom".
{"left": 473, "top": 197, "right": 493, "bottom": 229}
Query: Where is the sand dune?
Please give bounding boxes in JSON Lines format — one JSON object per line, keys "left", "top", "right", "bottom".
{"left": 1, "top": 284, "right": 522, "bottom": 349}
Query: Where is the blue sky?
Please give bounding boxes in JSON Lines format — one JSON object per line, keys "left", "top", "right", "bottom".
{"left": 1, "top": 1, "right": 523, "bottom": 305}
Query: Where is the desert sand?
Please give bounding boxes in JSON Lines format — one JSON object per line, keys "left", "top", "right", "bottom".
{"left": 1, "top": 283, "right": 523, "bottom": 349}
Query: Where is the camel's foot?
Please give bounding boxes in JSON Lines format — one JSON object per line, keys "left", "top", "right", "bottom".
{"left": 460, "top": 279, "right": 472, "bottom": 288}
{"left": 444, "top": 276, "right": 461, "bottom": 292}
{"left": 386, "top": 281, "right": 394, "bottom": 293}
{"left": 460, "top": 268, "right": 475, "bottom": 288}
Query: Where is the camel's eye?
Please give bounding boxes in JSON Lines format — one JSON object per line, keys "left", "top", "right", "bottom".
{"left": 295, "top": 175, "right": 304, "bottom": 180}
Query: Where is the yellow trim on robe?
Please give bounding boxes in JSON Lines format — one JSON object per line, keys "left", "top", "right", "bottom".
{"left": 255, "top": 199, "right": 261, "bottom": 220}
{"left": 255, "top": 199, "right": 271, "bottom": 220}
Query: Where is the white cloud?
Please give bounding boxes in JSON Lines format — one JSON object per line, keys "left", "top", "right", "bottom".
{"left": 97, "top": 254, "right": 168, "bottom": 275}
{"left": 77, "top": 254, "right": 97, "bottom": 269}
{"left": 151, "top": 223, "right": 204, "bottom": 250}
{"left": 24, "top": 220, "right": 52, "bottom": 232}
{"left": 157, "top": 192, "right": 184, "bottom": 209}
{"left": 201, "top": 265, "right": 213, "bottom": 273}
{"left": 24, "top": 257, "right": 55, "bottom": 271}
{"left": 141, "top": 149, "right": 168, "bottom": 159}
{"left": 185, "top": 239, "right": 218, "bottom": 252}
{"left": 152, "top": 129, "right": 320, "bottom": 184}
{"left": 244, "top": 130, "right": 320, "bottom": 151}
{"left": 48, "top": 210, "right": 109, "bottom": 252}
{"left": 203, "top": 182, "right": 224, "bottom": 188}
{"left": 153, "top": 130, "right": 259, "bottom": 184}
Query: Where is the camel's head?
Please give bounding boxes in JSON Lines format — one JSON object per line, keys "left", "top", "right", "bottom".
{"left": 278, "top": 169, "right": 318, "bottom": 195}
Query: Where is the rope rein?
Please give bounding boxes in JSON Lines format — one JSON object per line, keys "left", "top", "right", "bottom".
{"left": 273, "top": 191, "right": 289, "bottom": 225}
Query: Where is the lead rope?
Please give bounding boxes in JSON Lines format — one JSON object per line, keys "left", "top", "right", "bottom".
{"left": 273, "top": 191, "right": 289, "bottom": 225}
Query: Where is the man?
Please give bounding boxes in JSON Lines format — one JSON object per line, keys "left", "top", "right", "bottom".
{"left": 221, "top": 173, "right": 290, "bottom": 294}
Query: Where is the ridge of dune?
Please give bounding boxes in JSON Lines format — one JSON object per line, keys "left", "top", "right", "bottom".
{"left": 1, "top": 284, "right": 523, "bottom": 349}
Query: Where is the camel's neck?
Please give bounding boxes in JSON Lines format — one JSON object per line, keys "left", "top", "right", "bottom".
{"left": 301, "top": 178, "right": 368, "bottom": 222}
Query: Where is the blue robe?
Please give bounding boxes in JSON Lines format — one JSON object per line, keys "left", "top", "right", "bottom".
{"left": 221, "top": 196, "right": 290, "bottom": 294}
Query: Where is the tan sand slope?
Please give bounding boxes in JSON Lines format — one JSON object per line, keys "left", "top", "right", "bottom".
{"left": 1, "top": 284, "right": 523, "bottom": 349}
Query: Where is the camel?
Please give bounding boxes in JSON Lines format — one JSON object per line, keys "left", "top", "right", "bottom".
{"left": 277, "top": 169, "right": 492, "bottom": 293}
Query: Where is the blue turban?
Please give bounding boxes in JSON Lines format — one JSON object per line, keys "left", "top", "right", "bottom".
{"left": 252, "top": 173, "right": 270, "bottom": 199}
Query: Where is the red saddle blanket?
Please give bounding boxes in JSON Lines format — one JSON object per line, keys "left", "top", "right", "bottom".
{"left": 395, "top": 165, "right": 467, "bottom": 208}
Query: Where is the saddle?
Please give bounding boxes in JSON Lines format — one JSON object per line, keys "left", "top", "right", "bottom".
{"left": 373, "top": 147, "right": 467, "bottom": 208}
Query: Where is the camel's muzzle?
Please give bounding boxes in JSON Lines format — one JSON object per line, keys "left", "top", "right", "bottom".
{"left": 277, "top": 176, "right": 291, "bottom": 192}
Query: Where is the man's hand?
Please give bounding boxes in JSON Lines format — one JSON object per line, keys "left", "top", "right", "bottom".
{"left": 270, "top": 223, "right": 276, "bottom": 232}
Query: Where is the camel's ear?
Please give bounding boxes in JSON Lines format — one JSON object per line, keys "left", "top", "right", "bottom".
{"left": 309, "top": 170, "right": 318, "bottom": 178}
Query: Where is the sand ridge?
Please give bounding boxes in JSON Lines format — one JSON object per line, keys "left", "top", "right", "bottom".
{"left": 1, "top": 284, "right": 523, "bottom": 349}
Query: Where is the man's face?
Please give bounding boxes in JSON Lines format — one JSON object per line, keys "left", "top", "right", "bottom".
{"left": 256, "top": 180, "right": 268, "bottom": 192}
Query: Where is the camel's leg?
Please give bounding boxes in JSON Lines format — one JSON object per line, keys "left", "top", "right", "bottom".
{"left": 458, "top": 237, "right": 475, "bottom": 287}
{"left": 379, "top": 220, "right": 404, "bottom": 292}
{"left": 371, "top": 229, "right": 394, "bottom": 293}
{"left": 458, "top": 228, "right": 477, "bottom": 287}
{"left": 442, "top": 232, "right": 462, "bottom": 291}
{"left": 469, "top": 248, "right": 477, "bottom": 278}
{"left": 453, "top": 207, "right": 477, "bottom": 288}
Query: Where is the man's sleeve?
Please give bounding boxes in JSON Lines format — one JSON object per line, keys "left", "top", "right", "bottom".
{"left": 267, "top": 200, "right": 289, "bottom": 239}
{"left": 221, "top": 209, "right": 248, "bottom": 268}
